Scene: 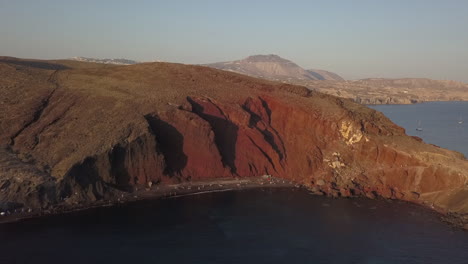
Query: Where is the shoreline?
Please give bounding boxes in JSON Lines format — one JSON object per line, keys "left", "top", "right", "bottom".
{"left": 365, "top": 100, "right": 468, "bottom": 106}
{"left": 0, "top": 176, "right": 466, "bottom": 231}
{"left": 0, "top": 176, "right": 297, "bottom": 224}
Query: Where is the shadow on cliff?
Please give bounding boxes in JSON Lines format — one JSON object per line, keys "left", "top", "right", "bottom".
{"left": 242, "top": 98, "right": 285, "bottom": 162}
{"left": 144, "top": 115, "right": 188, "bottom": 177}
{"left": 187, "top": 97, "right": 239, "bottom": 174}
{"left": 60, "top": 157, "right": 108, "bottom": 201}
{"left": 109, "top": 145, "right": 131, "bottom": 186}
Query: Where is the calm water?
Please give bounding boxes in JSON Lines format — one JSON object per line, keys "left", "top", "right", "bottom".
{"left": 0, "top": 188, "right": 467, "bottom": 264}
{"left": 369, "top": 101, "right": 468, "bottom": 157}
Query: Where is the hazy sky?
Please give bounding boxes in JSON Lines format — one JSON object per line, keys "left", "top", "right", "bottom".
{"left": 1, "top": 0, "right": 468, "bottom": 82}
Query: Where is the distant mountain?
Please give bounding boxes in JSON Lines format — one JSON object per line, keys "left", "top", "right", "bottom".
{"left": 70, "top": 57, "right": 138, "bottom": 65}
{"left": 205, "top": 54, "right": 344, "bottom": 81}
{"left": 306, "top": 69, "right": 344, "bottom": 81}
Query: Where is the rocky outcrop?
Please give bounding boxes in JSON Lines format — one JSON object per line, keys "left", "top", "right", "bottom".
{"left": 0, "top": 57, "right": 467, "bottom": 228}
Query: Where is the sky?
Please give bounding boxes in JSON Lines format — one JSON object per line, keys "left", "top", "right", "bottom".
{"left": 1, "top": 0, "right": 468, "bottom": 82}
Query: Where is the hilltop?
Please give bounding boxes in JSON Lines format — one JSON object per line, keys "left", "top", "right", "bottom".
{"left": 67, "top": 55, "right": 468, "bottom": 104}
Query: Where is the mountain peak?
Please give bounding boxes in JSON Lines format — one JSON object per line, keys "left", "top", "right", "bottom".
{"left": 205, "top": 55, "right": 343, "bottom": 81}
{"left": 242, "top": 54, "right": 291, "bottom": 63}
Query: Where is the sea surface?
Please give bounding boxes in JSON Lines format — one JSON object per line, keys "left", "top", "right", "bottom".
{"left": 1, "top": 101, "right": 468, "bottom": 264}
{"left": 369, "top": 101, "right": 468, "bottom": 157}
{"left": 0, "top": 188, "right": 468, "bottom": 264}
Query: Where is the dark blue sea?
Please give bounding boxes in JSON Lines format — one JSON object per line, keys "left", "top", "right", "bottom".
{"left": 1, "top": 189, "right": 467, "bottom": 264}
{"left": 1, "top": 102, "right": 467, "bottom": 264}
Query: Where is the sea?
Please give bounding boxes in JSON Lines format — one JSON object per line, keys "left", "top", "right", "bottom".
{"left": 0, "top": 102, "right": 467, "bottom": 264}
{"left": 369, "top": 101, "right": 468, "bottom": 157}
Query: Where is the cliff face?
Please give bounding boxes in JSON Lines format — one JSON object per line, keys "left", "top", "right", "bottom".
{"left": 1, "top": 57, "right": 467, "bottom": 227}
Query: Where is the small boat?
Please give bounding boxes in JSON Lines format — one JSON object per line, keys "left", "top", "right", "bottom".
{"left": 458, "top": 114, "right": 463, "bottom": 124}
{"left": 416, "top": 120, "right": 423, "bottom": 131}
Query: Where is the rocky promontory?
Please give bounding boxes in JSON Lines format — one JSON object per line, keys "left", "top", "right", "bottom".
{"left": 0, "top": 57, "right": 467, "bottom": 228}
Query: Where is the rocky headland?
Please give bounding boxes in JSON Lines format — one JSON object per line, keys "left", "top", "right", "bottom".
{"left": 0, "top": 56, "right": 467, "bottom": 228}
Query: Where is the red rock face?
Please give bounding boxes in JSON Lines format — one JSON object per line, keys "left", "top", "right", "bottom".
{"left": 163, "top": 95, "right": 333, "bottom": 182}
{"left": 74, "top": 93, "right": 465, "bottom": 214}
